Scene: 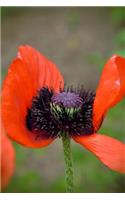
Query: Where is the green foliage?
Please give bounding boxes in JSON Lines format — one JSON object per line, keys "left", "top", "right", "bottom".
{"left": 67, "top": 9, "right": 81, "bottom": 30}
{"left": 111, "top": 7, "right": 125, "bottom": 26}
{"left": 114, "top": 29, "right": 125, "bottom": 47}
{"left": 1, "top": 7, "right": 24, "bottom": 18}
{"left": 110, "top": 8, "right": 125, "bottom": 56}
{"left": 5, "top": 171, "right": 42, "bottom": 193}
{"left": 86, "top": 53, "right": 106, "bottom": 71}
{"left": 113, "top": 49, "right": 125, "bottom": 57}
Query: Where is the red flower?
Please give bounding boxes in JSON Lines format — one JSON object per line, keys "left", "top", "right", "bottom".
{"left": 1, "top": 45, "right": 125, "bottom": 173}
{"left": 1, "top": 125, "right": 15, "bottom": 189}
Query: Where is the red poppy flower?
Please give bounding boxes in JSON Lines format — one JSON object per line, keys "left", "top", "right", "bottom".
{"left": 1, "top": 45, "right": 125, "bottom": 173}
{"left": 1, "top": 125, "right": 15, "bottom": 190}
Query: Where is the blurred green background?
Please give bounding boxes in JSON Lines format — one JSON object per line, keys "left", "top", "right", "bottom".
{"left": 1, "top": 7, "right": 125, "bottom": 193}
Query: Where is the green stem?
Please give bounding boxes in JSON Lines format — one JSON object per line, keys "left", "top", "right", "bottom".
{"left": 61, "top": 132, "right": 74, "bottom": 193}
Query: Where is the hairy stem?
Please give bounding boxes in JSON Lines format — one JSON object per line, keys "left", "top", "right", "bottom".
{"left": 62, "top": 132, "right": 74, "bottom": 192}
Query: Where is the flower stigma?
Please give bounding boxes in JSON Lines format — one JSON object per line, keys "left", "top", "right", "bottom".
{"left": 51, "top": 92, "right": 83, "bottom": 119}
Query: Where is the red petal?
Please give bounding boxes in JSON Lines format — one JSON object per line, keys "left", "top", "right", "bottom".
{"left": 2, "top": 45, "right": 63, "bottom": 147}
{"left": 93, "top": 55, "right": 125, "bottom": 131}
{"left": 18, "top": 45, "right": 64, "bottom": 93}
{"left": 73, "top": 134, "right": 125, "bottom": 173}
{"left": 1, "top": 126, "right": 15, "bottom": 189}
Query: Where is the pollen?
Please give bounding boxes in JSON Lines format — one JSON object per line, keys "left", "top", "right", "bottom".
{"left": 26, "top": 87, "right": 95, "bottom": 139}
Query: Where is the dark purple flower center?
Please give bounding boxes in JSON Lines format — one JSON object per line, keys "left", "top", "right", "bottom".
{"left": 26, "top": 87, "right": 95, "bottom": 139}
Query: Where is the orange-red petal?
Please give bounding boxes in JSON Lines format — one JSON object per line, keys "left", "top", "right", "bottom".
{"left": 2, "top": 45, "right": 64, "bottom": 148}
{"left": 73, "top": 133, "right": 125, "bottom": 173}
{"left": 93, "top": 55, "right": 125, "bottom": 131}
{"left": 1, "top": 126, "right": 15, "bottom": 190}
